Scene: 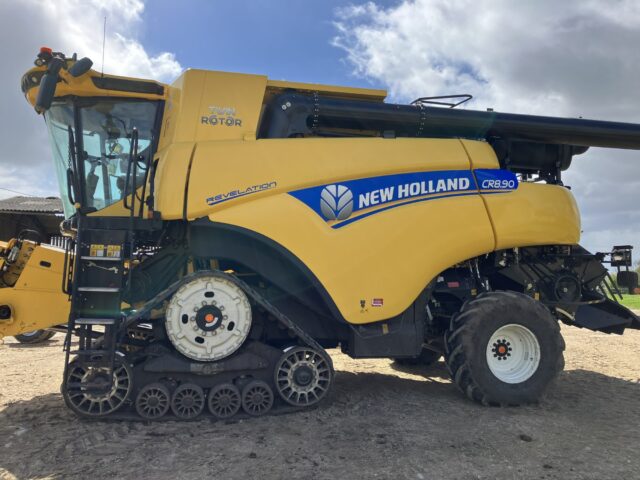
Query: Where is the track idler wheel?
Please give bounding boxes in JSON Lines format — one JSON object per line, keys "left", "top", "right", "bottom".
{"left": 241, "top": 380, "right": 274, "bottom": 416}
{"left": 136, "top": 383, "right": 171, "bottom": 420}
{"left": 208, "top": 383, "right": 241, "bottom": 419}
{"left": 63, "top": 359, "right": 132, "bottom": 418}
{"left": 171, "top": 383, "right": 205, "bottom": 419}
{"left": 274, "top": 347, "right": 333, "bottom": 407}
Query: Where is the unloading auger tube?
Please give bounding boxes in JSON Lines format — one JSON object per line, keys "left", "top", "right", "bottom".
{"left": 261, "top": 91, "right": 640, "bottom": 148}
{"left": 259, "top": 92, "right": 640, "bottom": 181}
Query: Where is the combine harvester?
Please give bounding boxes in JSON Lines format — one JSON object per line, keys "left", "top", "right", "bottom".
{"left": 1, "top": 48, "right": 638, "bottom": 419}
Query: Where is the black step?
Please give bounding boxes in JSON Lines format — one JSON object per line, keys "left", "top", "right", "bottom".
{"left": 75, "top": 318, "right": 117, "bottom": 325}
{"left": 69, "top": 349, "right": 110, "bottom": 356}
{"left": 76, "top": 287, "right": 121, "bottom": 293}
{"left": 80, "top": 256, "right": 122, "bottom": 262}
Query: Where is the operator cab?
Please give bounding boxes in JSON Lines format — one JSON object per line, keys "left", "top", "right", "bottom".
{"left": 45, "top": 99, "right": 160, "bottom": 216}
{"left": 21, "top": 48, "right": 165, "bottom": 218}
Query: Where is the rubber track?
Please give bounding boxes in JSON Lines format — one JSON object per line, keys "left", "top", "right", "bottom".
{"left": 67, "top": 270, "right": 336, "bottom": 421}
{"left": 444, "top": 291, "right": 565, "bottom": 407}
{"left": 90, "top": 401, "right": 318, "bottom": 423}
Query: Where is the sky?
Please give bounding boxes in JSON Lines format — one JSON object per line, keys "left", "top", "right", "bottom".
{"left": 0, "top": 0, "right": 638, "bottom": 258}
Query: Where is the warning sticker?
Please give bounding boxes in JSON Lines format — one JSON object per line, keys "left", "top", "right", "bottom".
{"left": 88, "top": 244, "right": 122, "bottom": 258}
{"left": 89, "top": 244, "right": 105, "bottom": 257}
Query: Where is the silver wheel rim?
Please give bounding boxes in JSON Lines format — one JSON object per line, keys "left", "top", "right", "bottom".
{"left": 136, "top": 383, "right": 171, "bottom": 419}
{"left": 275, "top": 348, "right": 332, "bottom": 406}
{"left": 241, "top": 381, "right": 274, "bottom": 416}
{"left": 171, "top": 384, "right": 205, "bottom": 419}
{"left": 20, "top": 330, "right": 41, "bottom": 337}
{"left": 65, "top": 362, "right": 132, "bottom": 416}
{"left": 208, "top": 383, "right": 241, "bottom": 419}
{"left": 486, "top": 324, "right": 541, "bottom": 384}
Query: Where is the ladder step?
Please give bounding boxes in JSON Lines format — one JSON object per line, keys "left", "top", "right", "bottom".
{"left": 80, "top": 256, "right": 122, "bottom": 262}
{"left": 77, "top": 287, "right": 121, "bottom": 293}
{"left": 75, "top": 318, "right": 118, "bottom": 325}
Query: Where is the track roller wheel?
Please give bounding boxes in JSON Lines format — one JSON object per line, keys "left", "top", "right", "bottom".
{"left": 274, "top": 347, "right": 333, "bottom": 407}
{"left": 241, "top": 380, "right": 274, "bottom": 416}
{"left": 171, "top": 383, "right": 205, "bottom": 419}
{"left": 62, "top": 359, "right": 132, "bottom": 418}
{"left": 208, "top": 383, "right": 241, "bottom": 419}
{"left": 136, "top": 383, "right": 171, "bottom": 420}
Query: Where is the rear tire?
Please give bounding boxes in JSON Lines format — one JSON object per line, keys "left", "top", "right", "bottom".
{"left": 14, "top": 330, "right": 55, "bottom": 344}
{"left": 445, "top": 291, "right": 565, "bottom": 406}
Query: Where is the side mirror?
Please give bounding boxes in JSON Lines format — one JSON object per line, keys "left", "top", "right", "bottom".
{"left": 34, "top": 56, "right": 65, "bottom": 113}
{"left": 68, "top": 57, "right": 93, "bottom": 77}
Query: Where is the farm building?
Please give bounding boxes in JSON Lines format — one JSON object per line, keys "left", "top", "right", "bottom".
{"left": 0, "top": 196, "right": 64, "bottom": 244}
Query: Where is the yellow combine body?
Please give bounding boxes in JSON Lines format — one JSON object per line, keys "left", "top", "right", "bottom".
{"left": 4, "top": 48, "right": 637, "bottom": 419}
{"left": 8, "top": 68, "right": 580, "bottom": 333}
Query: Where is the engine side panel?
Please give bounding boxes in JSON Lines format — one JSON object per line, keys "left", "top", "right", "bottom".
{"left": 461, "top": 139, "right": 581, "bottom": 249}
{"left": 482, "top": 183, "right": 580, "bottom": 249}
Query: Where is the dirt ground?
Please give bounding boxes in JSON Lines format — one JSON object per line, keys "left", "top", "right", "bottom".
{"left": 1, "top": 319, "right": 639, "bottom": 480}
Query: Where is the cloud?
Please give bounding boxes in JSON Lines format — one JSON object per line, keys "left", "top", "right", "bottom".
{"left": 23, "top": 0, "right": 182, "bottom": 82}
{"left": 333, "top": 0, "right": 640, "bottom": 257}
{"left": 0, "top": 0, "right": 182, "bottom": 200}
{"left": 333, "top": 0, "right": 640, "bottom": 117}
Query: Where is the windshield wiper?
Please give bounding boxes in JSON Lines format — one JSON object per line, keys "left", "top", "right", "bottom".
{"left": 66, "top": 126, "right": 78, "bottom": 206}
{"left": 123, "top": 128, "right": 139, "bottom": 212}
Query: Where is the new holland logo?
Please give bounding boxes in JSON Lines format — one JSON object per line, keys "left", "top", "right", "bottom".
{"left": 320, "top": 185, "right": 353, "bottom": 220}
{"left": 289, "top": 169, "right": 518, "bottom": 229}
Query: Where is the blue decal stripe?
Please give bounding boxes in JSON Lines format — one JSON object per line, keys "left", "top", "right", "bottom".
{"left": 330, "top": 190, "right": 473, "bottom": 224}
{"left": 333, "top": 189, "right": 513, "bottom": 229}
{"left": 332, "top": 191, "right": 479, "bottom": 229}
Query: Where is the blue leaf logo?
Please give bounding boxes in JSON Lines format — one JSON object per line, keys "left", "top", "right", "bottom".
{"left": 320, "top": 184, "right": 353, "bottom": 220}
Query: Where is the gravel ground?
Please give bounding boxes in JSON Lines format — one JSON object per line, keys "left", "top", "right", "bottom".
{"left": 0, "top": 318, "right": 639, "bottom": 480}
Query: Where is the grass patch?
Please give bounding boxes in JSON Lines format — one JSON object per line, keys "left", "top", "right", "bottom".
{"left": 618, "top": 294, "right": 640, "bottom": 310}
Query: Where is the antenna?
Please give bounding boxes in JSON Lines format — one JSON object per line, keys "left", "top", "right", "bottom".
{"left": 101, "top": 16, "right": 107, "bottom": 77}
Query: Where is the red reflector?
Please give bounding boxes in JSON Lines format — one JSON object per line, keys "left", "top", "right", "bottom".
{"left": 447, "top": 281, "right": 460, "bottom": 288}
{"left": 40, "top": 46, "right": 52, "bottom": 54}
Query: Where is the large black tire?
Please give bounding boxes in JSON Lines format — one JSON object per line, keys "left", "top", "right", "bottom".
{"left": 445, "top": 291, "right": 565, "bottom": 406}
{"left": 14, "top": 330, "right": 55, "bottom": 344}
{"left": 617, "top": 271, "right": 638, "bottom": 292}
{"left": 393, "top": 348, "right": 442, "bottom": 367}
